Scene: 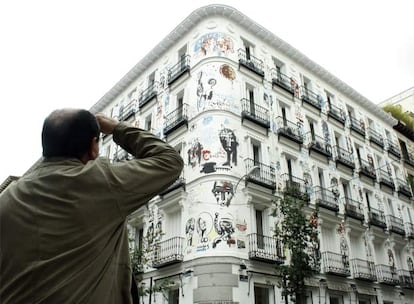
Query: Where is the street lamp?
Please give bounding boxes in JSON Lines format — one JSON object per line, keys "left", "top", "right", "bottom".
{"left": 227, "top": 165, "right": 260, "bottom": 206}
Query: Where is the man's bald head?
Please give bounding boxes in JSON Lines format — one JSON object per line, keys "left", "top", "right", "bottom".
{"left": 42, "top": 109, "right": 100, "bottom": 159}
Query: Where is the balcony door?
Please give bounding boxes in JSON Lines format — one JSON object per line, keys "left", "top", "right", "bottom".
{"left": 254, "top": 284, "right": 273, "bottom": 304}
{"left": 255, "top": 209, "right": 264, "bottom": 249}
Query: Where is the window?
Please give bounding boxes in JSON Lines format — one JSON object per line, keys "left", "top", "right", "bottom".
{"left": 325, "top": 90, "right": 335, "bottom": 107}
{"left": 318, "top": 168, "right": 325, "bottom": 188}
{"left": 246, "top": 83, "right": 256, "bottom": 115}
{"left": 145, "top": 115, "right": 152, "bottom": 131}
{"left": 302, "top": 75, "right": 312, "bottom": 92}
{"left": 272, "top": 57, "right": 285, "bottom": 78}
{"left": 342, "top": 180, "right": 350, "bottom": 198}
{"left": 148, "top": 71, "right": 156, "bottom": 86}
{"left": 255, "top": 209, "right": 264, "bottom": 249}
{"left": 178, "top": 44, "right": 187, "bottom": 66}
{"left": 168, "top": 288, "right": 179, "bottom": 304}
{"left": 252, "top": 141, "right": 261, "bottom": 165}
{"left": 254, "top": 284, "right": 273, "bottom": 304}
{"left": 242, "top": 38, "right": 254, "bottom": 60}
{"left": 329, "top": 295, "right": 343, "bottom": 304}
{"left": 308, "top": 119, "right": 316, "bottom": 140}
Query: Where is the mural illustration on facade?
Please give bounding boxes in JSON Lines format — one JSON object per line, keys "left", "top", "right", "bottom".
{"left": 196, "top": 212, "right": 213, "bottom": 252}
{"left": 388, "top": 248, "right": 396, "bottom": 272}
{"left": 337, "top": 222, "right": 349, "bottom": 269}
{"left": 235, "top": 218, "right": 247, "bottom": 249}
{"left": 321, "top": 120, "right": 331, "bottom": 146}
{"left": 330, "top": 177, "right": 340, "bottom": 203}
{"left": 146, "top": 207, "right": 163, "bottom": 247}
{"left": 303, "top": 172, "right": 313, "bottom": 195}
{"left": 211, "top": 180, "right": 234, "bottom": 207}
{"left": 195, "top": 63, "right": 239, "bottom": 113}
{"left": 187, "top": 138, "right": 204, "bottom": 168}
{"left": 193, "top": 32, "right": 234, "bottom": 59}
{"left": 346, "top": 136, "right": 353, "bottom": 154}
{"left": 408, "top": 257, "right": 414, "bottom": 272}
{"left": 219, "top": 124, "right": 238, "bottom": 166}
{"left": 185, "top": 218, "right": 196, "bottom": 247}
{"left": 212, "top": 212, "right": 235, "bottom": 248}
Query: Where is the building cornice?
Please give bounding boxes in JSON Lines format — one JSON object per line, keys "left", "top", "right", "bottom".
{"left": 90, "top": 4, "right": 397, "bottom": 126}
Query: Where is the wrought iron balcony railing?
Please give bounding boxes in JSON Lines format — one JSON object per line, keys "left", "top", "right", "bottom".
{"left": 349, "top": 116, "right": 366, "bottom": 137}
{"left": 344, "top": 197, "right": 364, "bottom": 221}
{"left": 241, "top": 98, "right": 270, "bottom": 129}
{"left": 244, "top": 158, "right": 276, "bottom": 190}
{"left": 396, "top": 178, "right": 413, "bottom": 198}
{"left": 334, "top": 146, "right": 355, "bottom": 169}
{"left": 300, "top": 86, "right": 322, "bottom": 111}
{"left": 275, "top": 117, "right": 303, "bottom": 144}
{"left": 139, "top": 81, "right": 158, "bottom": 108}
{"left": 369, "top": 207, "right": 387, "bottom": 229}
{"left": 314, "top": 186, "right": 339, "bottom": 212}
{"left": 378, "top": 169, "right": 395, "bottom": 190}
{"left": 307, "top": 134, "right": 332, "bottom": 158}
{"left": 358, "top": 158, "right": 376, "bottom": 180}
{"left": 405, "top": 222, "right": 414, "bottom": 239}
{"left": 398, "top": 269, "right": 414, "bottom": 289}
{"left": 327, "top": 104, "right": 346, "bottom": 125}
{"left": 248, "top": 233, "right": 284, "bottom": 264}
{"left": 387, "top": 215, "right": 405, "bottom": 235}
{"left": 403, "top": 153, "right": 414, "bottom": 167}
{"left": 119, "top": 100, "right": 137, "bottom": 121}
{"left": 386, "top": 139, "right": 401, "bottom": 159}
{"left": 152, "top": 236, "right": 184, "bottom": 268}
{"left": 321, "top": 251, "right": 350, "bottom": 277}
{"left": 163, "top": 103, "right": 189, "bottom": 135}
{"left": 167, "top": 55, "right": 190, "bottom": 85}
{"left": 238, "top": 48, "right": 264, "bottom": 77}
{"left": 376, "top": 264, "right": 400, "bottom": 285}
{"left": 280, "top": 173, "right": 310, "bottom": 201}
{"left": 350, "top": 258, "right": 377, "bottom": 281}
{"left": 368, "top": 127, "right": 384, "bottom": 148}
{"left": 270, "top": 69, "right": 295, "bottom": 95}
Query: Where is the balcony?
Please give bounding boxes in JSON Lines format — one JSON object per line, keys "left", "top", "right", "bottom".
{"left": 349, "top": 116, "right": 366, "bottom": 138}
{"left": 368, "top": 127, "right": 384, "bottom": 149}
{"left": 159, "top": 177, "right": 186, "bottom": 197}
{"left": 386, "top": 140, "right": 401, "bottom": 159}
{"left": 152, "top": 236, "right": 184, "bottom": 268}
{"left": 244, "top": 158, "right": 276, "bottom": 191}
{"left": 241, "top": 98, "right": 270, "bottom": 130}
{"left": 163, "top": 104, "right": 189, "bottom": 136}
{"left": 405, "top": 222, "right": 414, "bottom": 239}
{"left": 358, "top": 159, "right": 376, "bottom": 181}
{"left": 334, "top": 146, "right": 355, "bottom": 170}
{"left": 314, "top": 186, "right": 339, "bottom": 212}
{"left": 238, "top": 49, "right": 264, "bottom": 78}
{"left": 119, "top": 100, "right": 137, "bottom": 121}
{"left": 387, "top": 215, "right": 405, "bottom": 236}
{"left": 321, "top": 251, "right": 350, "bottom": 277}
{"left": 281, "top": 173, "right": 310, "bottom": 202}
{"left": 376, "top": 264, "right": 399, "bottom": 285}
{"left": 327, "top": 104, "right": 346, "bottom": 126}
{"left": 369, "top": 208, "right": 387, "bottom": 229}
{"left": 113, "top": 149, "right": 132, "bottom": 162}
{"left": 270, "top": 69, "right": 295, "bottom": 96}
{"left": 396, "top": 178, "right": 413, "bottom": 199}
{"left": 248, "top": 233, "right": 284, "bottom": 264}
{"left": 276, "top": 117, "right": 303, "bottom": 145}
{"left": 307, "top": 134, "right": 332, "bottom": 160}
{"left": 139, "top": 81, "right": 158, "bottom": 109}
{"left": 344, "top": 197, "right": 364, "bottom": 221}
{"left": 403, "top": 155, "right": 414, "bottom": 168}
{"left": 167, "top": 55, "right": 190, "bottom": 86}
{"left": 300, "top": 86, "right": 322, "bottom": 112}
{"left": 378, "top": 169, "right": 395, "bottom": 191}
{"left": 399, "top": 269, "right": 414, "bottom": 289}
{"left": 350, "top": 259, "right": 377, "bottom": 281}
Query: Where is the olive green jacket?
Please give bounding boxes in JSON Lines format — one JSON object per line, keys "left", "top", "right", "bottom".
{"left": 0, "top": 123, "right": 184, "bottom": 303}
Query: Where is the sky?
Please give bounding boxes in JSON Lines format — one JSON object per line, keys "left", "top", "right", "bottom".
{"left": 0, "top": 0, "right": 413, "bottom": 183}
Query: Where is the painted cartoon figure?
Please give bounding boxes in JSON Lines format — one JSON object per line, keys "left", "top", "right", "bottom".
{"left": 211, "top": 181, "right": 234, "bottom": 207}
{"left": 196, "top": 71, "right": 216, "bottom": 111}
{"left": 219, "top": 125, "right": 238, "bottom": 166}
{"left": 212, "top": 212, "right": 235, "bottom": 248}
{"left": 185, "top": 218, "right": 195, "bottom": 246}
{"left": 187, "top": 139, "right": 203, "bottom": 168}
{"left": 197, "top": 217, "right": 209, "bottom": 244}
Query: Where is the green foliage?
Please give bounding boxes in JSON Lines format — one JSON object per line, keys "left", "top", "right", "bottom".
{"left": 273, "top": 191, "right": 319, "bottom": 304}
{"left": 383, "top": 104, "right": 414, "bottom": 131}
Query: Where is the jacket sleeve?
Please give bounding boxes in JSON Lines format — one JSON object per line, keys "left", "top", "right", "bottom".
{"left": 103, "top": 122, "right": 184, "bottom": 217}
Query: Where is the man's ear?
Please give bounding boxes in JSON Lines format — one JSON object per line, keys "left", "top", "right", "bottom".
{"left": 90, "top": 137, "right": 99, "bottom": 160}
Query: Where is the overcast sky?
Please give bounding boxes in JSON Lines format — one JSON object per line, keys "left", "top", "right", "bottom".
{"left": 0, "top": 0, "right": 413, "bottom": 183}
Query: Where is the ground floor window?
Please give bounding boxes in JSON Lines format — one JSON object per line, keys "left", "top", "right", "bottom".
{"left": 168, "top": 288, "right": 179, "bottom": 304}
{"left": 254, "top": 284, "right": 274, "bottom": 304}
{"left": 329, "top": 295, "right": 343, "bottom": 304}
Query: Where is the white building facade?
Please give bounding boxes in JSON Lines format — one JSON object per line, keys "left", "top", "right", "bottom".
{"left": 90, "top": 5, "right": 414, "bottom": 304}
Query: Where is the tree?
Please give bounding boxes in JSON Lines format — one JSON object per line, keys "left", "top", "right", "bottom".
{"left": 382, "top": 104, "right": 414, "bottom": 131}
{"left": 273, "top": 190, "right": 319, "bottom": 304}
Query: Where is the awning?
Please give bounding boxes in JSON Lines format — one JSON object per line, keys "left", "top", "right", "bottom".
{"left": 327, "top": 281, "right": 351, "bottom": 292}
{"left": 304, "top": 278, "right": 320, "bottom": 287}
{"left": 356, "top": 286, "right": 377, "bottom": 296}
